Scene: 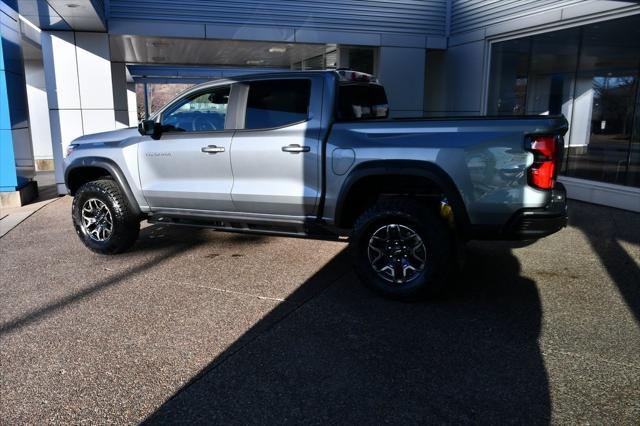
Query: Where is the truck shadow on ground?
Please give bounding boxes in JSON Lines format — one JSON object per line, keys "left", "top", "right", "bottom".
{"left": 144, "top": 240, "right": 551, "bottom": 424}
{"left": 569, "top": 201, "right": 640, "bottom": 325}
{"left": 0, "top": 224, "right": 264, "bottom": 336}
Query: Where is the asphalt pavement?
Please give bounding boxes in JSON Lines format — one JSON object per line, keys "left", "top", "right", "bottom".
{"left": 1, "top": 197, "right": 638, "bottom": 424}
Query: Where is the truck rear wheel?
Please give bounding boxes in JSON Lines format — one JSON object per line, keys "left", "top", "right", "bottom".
{"left": 72, "top": 179, "right": 140, "bottom": 254}
{"left": 351, "top": 199, "right": 452, "bottom": 300}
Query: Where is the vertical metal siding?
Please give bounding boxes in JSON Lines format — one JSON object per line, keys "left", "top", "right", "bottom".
{"left": 108, "top": 0, "right": 447, "bottom": 36}
{"left": 450, "top": 0, "right": 586, "bottom": 34}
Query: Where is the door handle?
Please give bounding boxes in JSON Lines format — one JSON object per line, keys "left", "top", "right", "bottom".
{"left": 201, "top": 145, "right": 225, "bottom": 154}
{"left": 282, "top": 144, "right": 310, "bottom": 153}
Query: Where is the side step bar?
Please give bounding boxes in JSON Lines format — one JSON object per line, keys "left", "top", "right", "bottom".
{"left": 147, "top": 215, "right": 346, "bottom": 242}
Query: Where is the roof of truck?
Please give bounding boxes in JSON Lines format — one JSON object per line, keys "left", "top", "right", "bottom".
{"left": 192, "top": 69, "right": 377, "bottom": 86}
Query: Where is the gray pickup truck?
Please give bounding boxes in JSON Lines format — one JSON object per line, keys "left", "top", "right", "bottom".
{"left": 64, "top": 70, "right": 568, "bottom": 299}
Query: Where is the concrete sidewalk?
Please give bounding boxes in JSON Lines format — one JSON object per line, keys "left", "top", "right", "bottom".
{"left": 0, "top": 172, "right": 59, "bottom": 238}
{"left": 0, "top": 197, "right": 638, "bottom": 424}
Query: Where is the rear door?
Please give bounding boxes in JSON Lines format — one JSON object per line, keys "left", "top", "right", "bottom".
{"left": 229, "top": 77, "right": 323, "bottom": 218}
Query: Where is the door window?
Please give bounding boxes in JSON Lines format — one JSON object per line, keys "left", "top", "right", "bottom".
{"left": 162, "top": 85, "right": 230, "bottom": 132}
{"left": 244, "top": 79, "right": 311, "bottom": 129}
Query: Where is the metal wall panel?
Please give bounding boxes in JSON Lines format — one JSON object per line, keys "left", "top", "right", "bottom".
{"left": 108, "top": 0, "right": 447, "bottom": 36}
{"left": 450, "top": 0, "right": 584, "bottom": 34}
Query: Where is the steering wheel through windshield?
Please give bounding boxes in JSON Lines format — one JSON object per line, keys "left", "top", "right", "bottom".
{"left": 192, "top": 116, "right": 217, "bottom": 132}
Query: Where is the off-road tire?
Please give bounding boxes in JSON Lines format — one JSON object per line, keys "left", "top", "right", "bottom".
{"left": 351, "top": 199, "right": 452, "bottom": 300}
{"left": 72, "top": 179, "right": 140, "bottom": 254}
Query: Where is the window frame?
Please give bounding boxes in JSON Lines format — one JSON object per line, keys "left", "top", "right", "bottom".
{"left": 482, "top": 10, "right": 640, "bottom": 115}
{"left": 234, "top": 78, "right": 313, "bottom": 132}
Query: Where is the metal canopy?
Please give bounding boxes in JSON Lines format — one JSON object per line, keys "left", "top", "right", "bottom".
{"left": 110, "top": 35, "right": 332, "bottom": 67}
{"left": 16, "top": 0, "right": 105, "bottom": 31}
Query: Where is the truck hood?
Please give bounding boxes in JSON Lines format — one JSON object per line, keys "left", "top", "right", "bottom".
{"left": 72, "top": 127, "right": 140, "bottom": 145}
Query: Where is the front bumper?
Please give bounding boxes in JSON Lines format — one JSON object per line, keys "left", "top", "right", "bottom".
{"left": 503, "top": 182, "right": 568, "bottom": 239}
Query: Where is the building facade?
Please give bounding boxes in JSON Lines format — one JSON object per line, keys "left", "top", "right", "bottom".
{"left": 1, "top": 0, "right": 639, "bottom": 211}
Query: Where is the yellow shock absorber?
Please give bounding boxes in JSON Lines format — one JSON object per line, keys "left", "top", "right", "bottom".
{"left": 440, "top": 198, "right": 455, "bottom": 229}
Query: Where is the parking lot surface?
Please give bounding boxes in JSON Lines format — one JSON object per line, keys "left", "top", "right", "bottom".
{"left": 1, "top": 197, "right": 639, "bottom": 424}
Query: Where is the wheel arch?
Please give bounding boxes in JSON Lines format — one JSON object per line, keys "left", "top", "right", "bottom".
{"left": 334, "top": 160, "right": 471, "bottom": 236}
{"left": 65, "top": 157, "right": 142, "bottom": 217}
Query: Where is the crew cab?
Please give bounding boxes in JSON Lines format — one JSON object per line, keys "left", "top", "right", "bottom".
{"left": 64, "top": 70, "right": 568, "bottom": 299}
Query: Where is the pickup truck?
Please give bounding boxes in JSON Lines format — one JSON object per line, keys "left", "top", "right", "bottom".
{"left": 64, "top": 70, "right": 568, "bottom": 299}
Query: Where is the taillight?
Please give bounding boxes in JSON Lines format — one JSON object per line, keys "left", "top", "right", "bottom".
{"left": 528, "top": 135, "right": 557, "bottom": 190}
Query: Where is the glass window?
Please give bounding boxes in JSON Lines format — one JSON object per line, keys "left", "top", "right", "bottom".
{"left": 486, "top": 15, "right": 640, "bottom": 188}
{"left": 348, "top": 48, "right": 375, "bottom": 74}
{"left": 162, "top": 85, "right": 230, "bottom": 132}
{"left": 487, "top": 38, "right": 531, "bottom": 115}
{"left": 628, "top": 91, "right": 640, "bottom": 187}
{"left": 325, "top": 50, "right": 338, "bottom": 69}
{"left": 527, "top": 29, "right": 579, "bottom": 118}
{"left": 136, "top": 83, "right": 194, "bottom": 120}
{"left": 567, "top": 75, "right": 638, "bottom": 185}
{"left": 565, "top": 17, "right": 640, "bottom": 186}
{"left": 303, "top": 55, "right": 324, "bottom": 70}
{"left": 245, "top": 79, "right": 311, "bottom": 129}
{"left": 336, "top": 83, "right": 389, "bottom": 120}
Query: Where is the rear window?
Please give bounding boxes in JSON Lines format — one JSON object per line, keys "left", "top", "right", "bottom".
{"left": 245, "top": 79, "right": 311, "bottom": 129}
{"left": 336, "top": 83, "right": 389, "bottom": 121}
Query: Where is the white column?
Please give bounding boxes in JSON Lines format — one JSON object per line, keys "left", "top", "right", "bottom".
{"left": 127, "top": 82, "right": 138, "bottom": 125}
{"left": 24, "top": 57, "right": 53, "bottom": 170}
{"left": 569, "top": 77, "right": 594, "bottom": 150}
{"left": 111, "top": 62, "right": 138, "bottom": 128}
{"left": 41, "top": 31, "right": 118, "bottom": 194}
{"left": 377, "top": 46, "right": 426, "bottom": 117}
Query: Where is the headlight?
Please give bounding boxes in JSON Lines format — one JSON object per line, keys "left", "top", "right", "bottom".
{"left": 66, "top": 144, "right": 79, "bottom": 157}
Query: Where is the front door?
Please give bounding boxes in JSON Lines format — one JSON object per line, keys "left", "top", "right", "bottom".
{"left": 229, "top": 78, "right": 323, "bottom": 218}
{"left": 138, "top": 84, "right": 235, "bottom": 212}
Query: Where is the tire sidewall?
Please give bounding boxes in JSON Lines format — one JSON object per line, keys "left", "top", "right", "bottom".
{"left": 352, "top": 205, "right": 450, "bottom": 299}
{"left": 72, "top": 181, "right": 136, "bottom": 254}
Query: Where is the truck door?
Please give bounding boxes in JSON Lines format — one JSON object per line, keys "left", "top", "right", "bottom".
{"left": 229, "top": 78, "right": 323, "bottom": 218}
{"left": 138, "top": 84, "right": 235, "bottom": 212}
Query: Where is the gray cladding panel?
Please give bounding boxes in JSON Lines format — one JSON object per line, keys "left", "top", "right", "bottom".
{"left": 109, "top": 0, "right": 447, "bottom": 36}
{"left": 450, "top": 0, "right": 584, "bottom": 34}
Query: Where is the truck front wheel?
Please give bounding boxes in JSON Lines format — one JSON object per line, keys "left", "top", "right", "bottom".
{"left": 72, "top": 179, "right": 140, "bottom": 254}
{"left": 351, "top": 199, "right": 452, "bottom": 300}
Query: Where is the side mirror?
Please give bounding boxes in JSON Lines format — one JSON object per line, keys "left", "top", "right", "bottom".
{"left": 138, "top": 119, "right": 161, "bottom": 139}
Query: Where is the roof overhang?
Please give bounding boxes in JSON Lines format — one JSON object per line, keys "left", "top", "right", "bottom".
{"left": 16, "top": 0, "right": 105, "bottom": 31}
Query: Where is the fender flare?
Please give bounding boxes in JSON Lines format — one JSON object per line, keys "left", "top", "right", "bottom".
{"left": 65, "top": 157, "right": 142, "bottom": 217}
{"left": 334, "top": 160, "right": 471, "bottom": 234}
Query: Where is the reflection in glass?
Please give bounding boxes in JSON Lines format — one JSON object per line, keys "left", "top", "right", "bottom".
{"left": 487, "top": 38, "right": 530, "bottom": 115}
{"left": 348, "top": 48, "right": 375, "bottom": 75}
{"left": 527, "top": 29, "right": 579, "bottom": 117}
{"left": 162, "top": 85, "right": 230, "bottom": 132}
{"left": 245, "top": 79, "right": 311, "bottom": 129}
{"left": 565, "top": 17, "right": 640, "bottom": 185}
{"left": 486, "top": 15, "right": 640, "bottom": 188}
{"left": 136, "top": 83, "right": 194, "bottom": 120}
{"left": 628, "top": 86, "right": 640, "bottom": 187}
{"left": 567, "top": 75, "right": 637, "bottom": 184}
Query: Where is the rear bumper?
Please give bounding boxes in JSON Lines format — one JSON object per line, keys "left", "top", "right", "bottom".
{"left": 502, "top": 183, "right": 568, "bottom": 239}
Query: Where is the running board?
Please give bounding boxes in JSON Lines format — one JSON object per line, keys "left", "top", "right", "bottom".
{"left": 147, "top": 215, "right": 346, "bottom": 241}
